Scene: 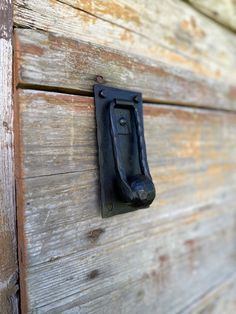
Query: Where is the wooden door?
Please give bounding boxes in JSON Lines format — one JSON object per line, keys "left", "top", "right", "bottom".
{"left": 13, "top": 0, "right": 236, "bottom": 313}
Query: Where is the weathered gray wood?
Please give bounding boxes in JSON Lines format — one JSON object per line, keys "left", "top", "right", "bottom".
{"left": 187, "top": 0, "right": 236, "bottom": 32}
{"left": 182, "top": 273, "right": 236, "bottom": 314}
{"left": 0, "top": 1, "right": 18, "bottom": 313}
{"left": 13, "top": 1, "right": 236, "bottom": 311}
{"left": 16, "top": 89, "right": 236, "bottom": 260}
{"left": 14, "top": 0, "right": 236, "bottom": 110}
{"left": 15, "top": 90, "right": 236, "bottom": 312}
{"left": 17, "top": 90, "right": 236, "bottom": 177}
{"left": 19, "top": 192, "right": 236, "bottom": 313}
{"left": 14, "top": 28, "right": 236, "bottom": 110}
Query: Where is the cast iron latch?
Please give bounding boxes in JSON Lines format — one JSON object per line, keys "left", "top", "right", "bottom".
{"left": 94, "top": 84, "right": 156, "bottom": 217}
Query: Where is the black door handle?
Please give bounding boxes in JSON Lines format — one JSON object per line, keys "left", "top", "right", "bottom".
{"left": 109, "top": 99, "right": 155, "bottom": 207}
{"left": 94, "top": 84, "right": 156, "bottom": 217}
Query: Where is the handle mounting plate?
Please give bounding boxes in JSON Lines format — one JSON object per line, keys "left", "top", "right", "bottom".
{"left": 94, "top": 84, "right": 155, "bottom": 217}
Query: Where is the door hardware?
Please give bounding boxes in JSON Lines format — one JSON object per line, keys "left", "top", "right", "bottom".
{"left": 94, "top": 84, "right": 156, "bottom": 217}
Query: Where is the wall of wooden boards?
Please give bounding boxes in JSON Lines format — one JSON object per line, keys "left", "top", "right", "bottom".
{"left": 13, "top": 0, "right": 236, "bottom": 313}
{"left": 14, "top": 0, "right": 236, "bottom": 109}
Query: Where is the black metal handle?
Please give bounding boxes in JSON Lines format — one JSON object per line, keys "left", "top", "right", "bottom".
{"left": 109, "top": 99, "right": 156, "bottom": 207}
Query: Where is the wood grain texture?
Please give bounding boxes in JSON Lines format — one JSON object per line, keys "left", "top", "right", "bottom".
{"left": 14, "top": 28, "right": 236, "bottom": 110}
{"left": 13, "top": 0, "right": 236, "bottom": 311}
{"left": 19, "top": 198, "right": 236, "bottom": 313}
{"left": 13, "top": 0, "right": 236, "bottom": 110}
{"left": 182, "top": 274, "right": 236, "bottom": 313}
{"left": 0, "top": 1, "right": 18, "bottom": 313}
{"left": 187, "top": 0, "right": 236, "bottom": 32}
{"left": 15, "top": 90, "right": 236, "bottom": 312}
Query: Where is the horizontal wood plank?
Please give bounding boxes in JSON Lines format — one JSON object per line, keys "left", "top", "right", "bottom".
{"left": 187, "top": 0, "right": 236, "bottom": 32}
{"left": 16, "top": 89, "right": 236, "bottom": 312}
{"left": 14, "top": 28, "right": 236, "bottom": 110}
{"left": 39, "top": 270, "right": 236, "bottom": 313}
{"left": 19, "top": 191, "right": 236, "bottom": 312}
{"left": 17, "top": 89, "right": 236, "bottom": 178}
{"left": 182, "top": 273, "right": 236, "bottom": 314}
{"left": 14, "top": 0, "right": 236, "bottom": 110}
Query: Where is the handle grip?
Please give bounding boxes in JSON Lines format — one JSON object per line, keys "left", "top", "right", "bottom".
{"left": 109, "top": 100, "right": 155, "bottom": 207}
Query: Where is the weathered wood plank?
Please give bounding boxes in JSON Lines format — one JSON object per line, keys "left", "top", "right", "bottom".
{"left": 14, "top": 29, "right": 236, "bottom": 110}
{"left": 187, "top": 0, "right": 236, "bottom": 32}
{"left": 14, "top": 0, "right": 236, "bottom": 110}
{"left": 17, "top": 89, "right": 236, "bottom": 178}
{"left": 19, "top": 194, "right": 236, "bottom": 312}
{"left": 0, "top": 1, "right": 18, "bottom": 312}
{"left": 21, "top": 167, "right": 236, "bottom": 267}
{"left": 13, "top": 0, "right": 236, "bottom": 76}
{"left": 41, "top": 270, "right": 236, "bottom": 314}
{"left": 15, "top": 90, "right": 236, "bottom": 312}
{"left": 182, "top": 273, "right": 236, "bottom": 314}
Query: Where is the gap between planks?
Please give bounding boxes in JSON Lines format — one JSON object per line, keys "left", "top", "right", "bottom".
{"left": 184, "top": 0, "right": 236, "bottom": 33}
{"left": 177, "top": 271, "right": 236, "bottom": 314}
{"left": 16, "top": 84, "right": 236, "bottom": 115}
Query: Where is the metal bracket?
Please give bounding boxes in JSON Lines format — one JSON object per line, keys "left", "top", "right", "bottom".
{"left": 94, "top": 84, "right": 155, "bottom": 217}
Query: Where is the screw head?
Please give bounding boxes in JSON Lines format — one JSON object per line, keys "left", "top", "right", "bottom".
{"left": 99, "top": 90, "right": 106, "bottom": 98}
{"left": 95, "top": 75, "right": 104, "bottom": 83}
{"left": 107, "top": 203, "right": 113, "bottom": 211}
{"left": 133, "top": 95, "right": 139, "bottom": 103}
{"left": 119, "top": 117, "right": 127, "bottom": 126}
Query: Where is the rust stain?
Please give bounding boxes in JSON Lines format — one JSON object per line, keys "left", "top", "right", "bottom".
{"left": 88, "top": 269, "right": 99, "bottom": 280}
{"left": 141, "top": 258, "right": 171, "bottom": 289}
{"left": 159, "top": 254, "right": 169, "bottom": 265}
{"left": 14, "top": 32, "right": 24, "bottom": 86}
{"left": 87, "top": 228, "right": 105, "bottom": 242}
{"left": 228, "top": 85, "right": 236, "bottom": 100}
{"left": 184, "top": 239, "right": 199, "bottom": 272}
{"left": 21, "top": 43, "right": 44, "bottom": 56}
{"left": 185, "top": 239, "right": 196, "bottom": 248}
